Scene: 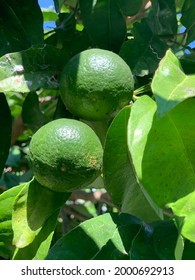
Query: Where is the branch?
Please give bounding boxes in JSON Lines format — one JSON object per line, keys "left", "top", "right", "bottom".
{"left": 11, "top": 114, "right": 26, "bottom": 146}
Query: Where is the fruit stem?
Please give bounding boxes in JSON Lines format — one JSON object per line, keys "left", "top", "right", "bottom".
{"left": 133, "top": 83, "right": 151, "bottom": 96}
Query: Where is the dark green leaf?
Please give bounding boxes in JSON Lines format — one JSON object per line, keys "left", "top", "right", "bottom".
{"left": 118, "top": 0, "right": 143, "bottom": 16}
{"left": 46, "top": 213, "right": 141, "bottom": 260}
{"left": 0, "top": 0, "right": 43, "bottom": 57}
{"left": 180, "top": 52, "right": 195, "bottom": 75}
{"left": 130, "top": 220, "right": 178, "bottom": 260}
{"left": 0, "top": 93, "right": 12, "bottom": 177}
{"left": 53, "top": 0, "right": 66, "bottom": 13}
{"left": 12, "top": 178, "right": 70, "bottom": 248}
{"left": 128, "top": 96, "right": 195, "bottom": 208}
{"left": 79, "top": 0, "right": 126, "bottom": 53}
{"left": 0, "top": 45, "right": 69, "bottom": 93}
{"left": 150, "top": 0, "right": 177, "bottom": 35}
{"left": 152, "top": 49, "right": 195, "bottom": 118}
{"left": 168, "top": 191, "right": 195, "bottom": 243}
{"left": 182, "top": 239, "right": 195, "bottom": 260}
{"left": 119, "top": 19, "right": 168, "bottom": 76}
{"left": 53, "top": 96, "right": 73, "bottom": 120}
{"left": 22, "top": 92, "right": 49, "bottom": 132}
{"left": 130, "top": 225, "right": 160, "bottom": 260}
{"left": 152, "top": 220, "right": 178, "bottom": 259}
{"left": 12, "top": 210, "right": 59, "bottom": 260}
{"left": 103, "top": 106, "right": 162, "bottom": 222}
{"left": 0, "top": 184, "right": 24, "bottom": 259}
{"left": 181, "top": 0, "right": 195, "bottom": 45}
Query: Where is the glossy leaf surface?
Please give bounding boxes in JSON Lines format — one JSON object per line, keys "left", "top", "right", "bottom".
{"left": 46, "top": 213, "right": 141, "bottom": 260}
{"left": 0, "top": 45, "right": 69, "bottom": 93}
{"left": 12, "top": 210, "right": 59, "bottom": 260}
{"left": 152, "top": 50, "right": 195, "bottom": 118}
{"left": 103, "top": 106, "right": 162, "bottom": 222}
{"left": 168, "top": 192, "right": 195, "bottom": 243}
{"left": 12, "top": 178, "right": 70, "bottom": 248}
{"left": 0, "top": 185, "right": 23, "bottom": 258}
{"left": 128, "top": 96, "right": 195, "bottom": 208}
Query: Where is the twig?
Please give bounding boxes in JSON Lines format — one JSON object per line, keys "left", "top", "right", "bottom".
{"left": 11, "top": 114, "right": 26, "bottom": 145}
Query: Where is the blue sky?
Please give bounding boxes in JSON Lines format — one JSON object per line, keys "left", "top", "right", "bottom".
{"left": 38, "top": 0, "right": 54, "bottom": 9}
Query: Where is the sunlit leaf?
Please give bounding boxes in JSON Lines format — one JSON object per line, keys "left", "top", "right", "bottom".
{"left": 0, "top": 185, "right": 23, "bottom": 258}
{"left": 168, "top": 192, "right": 195, "bottom": 243}
{"left": 12, "top": 210, "right": 59, "bottom": 260}
{"left": 128, "top": 96, "right": 195, "bottom": 208}
{"left": 152, "top": 49, "right": 195, "bottom": 118}
{"left": 103, "top": 106, "right": 162, "bottom": 222}
{"left": 0, "top": 45, "right": 69, "bottom": 93}
{"left": 46, "top": 213, "right": 141, "bottom": 260}
{"left": 12, "top": 178, "right": 70, "bottom": 248}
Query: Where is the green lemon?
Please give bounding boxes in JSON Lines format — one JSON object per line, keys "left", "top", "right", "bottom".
{"left": 60, "top": 48, "right": 134, "bottom": 121}
{"left": 28, "top": 118, "right": 103, "bottom": 192}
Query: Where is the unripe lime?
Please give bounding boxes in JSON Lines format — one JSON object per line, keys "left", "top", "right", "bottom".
{"left": 29, "top": 119, "right": 103, "bottom": 192}
{"left": 60, "top": 48, "right": 134, "bottom": 121}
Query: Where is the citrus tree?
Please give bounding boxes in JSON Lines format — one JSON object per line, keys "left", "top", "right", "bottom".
{"left": 0, "top": 0, "right": 195, "bottom": 260}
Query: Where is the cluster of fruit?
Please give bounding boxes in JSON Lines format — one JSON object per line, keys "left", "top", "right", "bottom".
{"left": 29, "top": 49, "right": 134, "bottom": 192}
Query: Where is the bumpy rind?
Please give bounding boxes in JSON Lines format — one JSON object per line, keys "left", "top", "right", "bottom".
{"left": 29, "top": 119, "right": 103, "bottom": 192}
{"left": 60, "top": 48, "right": 134, "bottom": 121}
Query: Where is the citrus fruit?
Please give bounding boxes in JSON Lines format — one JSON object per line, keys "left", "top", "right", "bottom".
{"left": 28, "top": 118, "right": 103, "bottom": 192}
{"left": 60, "top": 48, "right": 134, "bottom": 121}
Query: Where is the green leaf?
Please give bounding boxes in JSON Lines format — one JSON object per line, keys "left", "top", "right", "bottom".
{"left": 181, "top": 0, "right": 195, "bottom": 45}
{"left": 0, "top": 185, "right": 24, "bottom": 259}
{"left": 0, "top": 93, "right": 12, "bottom": 177}
{"left": 118, "top": 0, "right": 143, "bottom": 16}
{"left": 152, "top": 49, "right": 195, "bottom": 118}
{"left": 152, "top": 220, "right": 179, "bottom": 260}
{"left": 12, "top": 210, "right": 59, "bottom": 260}
{"left": 12, "top": 178, "right": 70, "bottom": 248}
{"left": 42, "top": 8, "right": 58, "bottom": 22}
{"left": 79, "top": 0, "right": 126, "bottom": 53}
{"left": 53, "top": 0, "right": 66, "bottom": 13}
{"left": 0, "top": 0, "right": 43, "bottom": 57}
{"left": 180, "top": 52, "right": 195, "bottom": 75}
{"left": 150, "top": 0, "right": 177, "bottom": 35}
{"left": 128, "top": 96, "right": 195, "bottom": 208}
{"left": 46, "top": 213, "right": 141, "bottom": 260}
{"left": 103, "top": 106, "right": 162, "bottom": 222}
{"left": 0, "top": 45, "right": 69, "bottom": 93}
{"left": 130, "top": 225, "right": 160, "bottom": 260}
{"left": 130, "top": 220, "right": 178, "bottom": 260}
{"left": 22, "top": 92, "right": 49, "bottom": 133}
{"left": 119, "top": 19, "right": 168, "bottom": 76}
{"left": 168, "top": 192, "right": 195, "bottom": 243}
{"left": 182, "top": 239, "right": 195, "bottom": 260}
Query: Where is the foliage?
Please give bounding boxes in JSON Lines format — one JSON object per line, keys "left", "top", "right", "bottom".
{"left": 0, "top": 0, "right": 194, "bottom": 260}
